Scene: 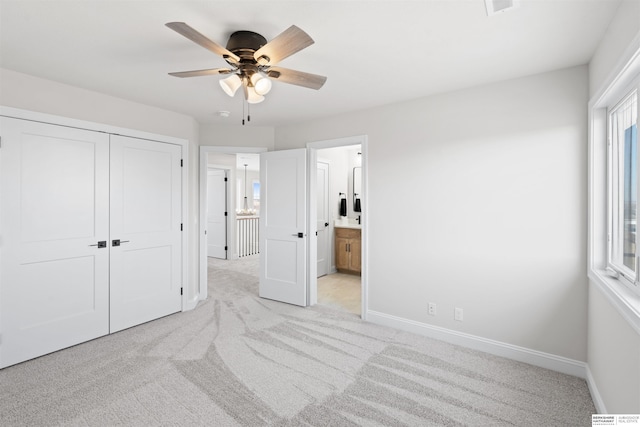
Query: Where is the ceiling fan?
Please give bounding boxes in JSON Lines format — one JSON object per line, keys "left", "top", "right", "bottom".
{"left": 166, "top": 22, "right": 327, "bottom": 105}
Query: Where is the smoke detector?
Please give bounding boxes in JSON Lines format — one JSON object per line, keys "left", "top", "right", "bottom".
{"left": 216, "top": 110, "right": 231, "bottom": 118}
{"left": 485, "top": 0, "right": 519, "bottom": 16}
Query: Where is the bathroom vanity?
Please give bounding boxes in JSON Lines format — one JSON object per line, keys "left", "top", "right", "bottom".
{"left": 335, "top": 223, "right": 361, "bottom": 275}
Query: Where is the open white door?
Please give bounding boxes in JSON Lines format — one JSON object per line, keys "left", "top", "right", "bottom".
{"left": 207, "top": 168, "right": 227, "bottom": 259}
{"left": 109, "top": 135, "right": 182, "bottom": 333}
{"left": 259, "top": 149, "right": 307, "bottom": 306}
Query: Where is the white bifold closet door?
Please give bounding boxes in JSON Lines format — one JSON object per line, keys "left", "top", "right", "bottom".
{"left": 0, "top": 118, "right": 182, "bottom": 368}
{"left": 109, "top": 135, "right": 182, "bottom": 333}
{"left": 0, "top": 118, "right": 110, "bottom": 367}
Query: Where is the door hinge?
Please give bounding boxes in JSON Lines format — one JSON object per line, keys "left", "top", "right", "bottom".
{"left": 180, "top": 287, "right": 183, "bottom": 295}
{"left": 224, "top": 212, "right": 228, "bottom": 216}
{"left": 224, "top": 177, "right": 228, "bottom": 182}
{"left": 180, "top": 223, "right": 183, "bottom": 231}
{"left": 180, "top": 159, "right": 184, "bottom": 167}
{"left": 205, "top": 230, "right": 207, "bottom": 235}
{"left": 225, "top": 246, "right": 228, "bottom": 251}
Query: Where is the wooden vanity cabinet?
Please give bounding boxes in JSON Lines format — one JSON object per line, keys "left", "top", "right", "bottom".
{"left": 335, "top": 227, "right": 361, "bottom": 275}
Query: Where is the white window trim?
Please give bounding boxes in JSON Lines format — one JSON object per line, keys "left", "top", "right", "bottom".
{"left": 589, "top": 35, "right": 640, "bottom": 335}
{"left": 606, "top": 87, "right": 638, "bottom": 285}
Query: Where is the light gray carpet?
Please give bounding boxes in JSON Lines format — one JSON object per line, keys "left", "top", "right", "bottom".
{"left": 0, "top": 255, "right": 595, "bottom": 426}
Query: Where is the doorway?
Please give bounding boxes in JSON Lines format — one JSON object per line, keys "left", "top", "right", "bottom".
{"left": 308, "top": 135, "right": 367, "bottom": 320}
{"left": 314, "top": 145, "right": 362, "bottom": 316}
{"left": 199, "top": 146, "right": 267, "bottom": 302}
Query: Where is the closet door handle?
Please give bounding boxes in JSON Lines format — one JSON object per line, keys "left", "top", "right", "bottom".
{"left": 112, "top": 239, "right": 130, "bottom": 247}
{"left": 89, "top": 241, "right": 107, "bottom": 248}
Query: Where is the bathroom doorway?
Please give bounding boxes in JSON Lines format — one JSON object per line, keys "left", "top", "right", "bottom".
{"left": 308, "top": 136, "right": 367, "bottom": 318}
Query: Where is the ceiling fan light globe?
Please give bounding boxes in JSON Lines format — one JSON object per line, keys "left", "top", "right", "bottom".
{"left": 219, "top": 74, "right": 242, "bottom": 97}
{"left": 250, "top": 73, "right": 272, "bottom": 95}
{"left": 255, "top": 77, "right": 272, "bottom": 95}
{"left": 246, "top": 86, "right": 265, "bottom": 104}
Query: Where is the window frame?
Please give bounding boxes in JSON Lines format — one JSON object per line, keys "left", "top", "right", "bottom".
{"left": 589, "top": 37, "right": 640, "bottom": 336}
{"left": 607, "top": 80, "right": 640, "bottom": 294}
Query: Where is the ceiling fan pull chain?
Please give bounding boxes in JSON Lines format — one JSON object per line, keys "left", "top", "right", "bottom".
{"left": 242, "top": 98, "right": 245, "bottom": 126}
{"left": 248, "top": 103, "right": 251, "bottom": 122}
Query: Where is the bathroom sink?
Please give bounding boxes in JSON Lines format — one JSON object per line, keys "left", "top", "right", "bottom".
{"left": 334, "top": 219, "right": 361, "bottom": 229}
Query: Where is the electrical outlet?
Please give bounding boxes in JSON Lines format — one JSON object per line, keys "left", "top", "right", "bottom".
{"left": 454, "top": 307, "right": 464, "bottom": 321}
{"left": 428, "top": 302, "right": 437, "bottom": 316}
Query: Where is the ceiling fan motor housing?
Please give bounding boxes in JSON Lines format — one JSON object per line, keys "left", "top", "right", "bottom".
{"left": 226, "top": 31, "right": 267, "bottom": 59}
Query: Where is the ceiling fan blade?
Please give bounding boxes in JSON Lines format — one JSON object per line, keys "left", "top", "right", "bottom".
{"left": 168, "top": 68, "right": 233, "bottom": 78}
{"left": 166, "top": 22, "right": 240, "bottom": 63}
{"left": 267, "top": 67, "right": 327, "bottom": 90}
{"left": 253, "top": 26, "right": 314, "bottom": 66}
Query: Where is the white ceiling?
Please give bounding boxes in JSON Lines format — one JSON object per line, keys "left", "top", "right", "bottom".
{"left": 0, "top": 0, "right": 621, "bottom": 127}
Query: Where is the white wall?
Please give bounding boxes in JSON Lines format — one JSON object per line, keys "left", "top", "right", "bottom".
{"left": 588, "top": 286, "right": 640, "bottom": 412}
{"left": 589, "top": 0, "right": 640, "bottom": 97}
{"left": 276, "top": 66, "right": 589, "bottom": 362}
{"left": 0, "top": 68, "right": 202, "bottom": 303}
{"left": 587, "top": 0, "right": 640, "bottom": 413}
{"left": 318, "top": 146, "right": 355, "bottom": 220}
{"left": 199, "top": 123, "right": 274, "bottom": 150}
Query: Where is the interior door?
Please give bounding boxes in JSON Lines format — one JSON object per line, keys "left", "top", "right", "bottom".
{"left": 0, "top": 117, "right": 110, "bottom": 368}
{"left": 207, "top": 168, "right": 227, "bottom": 259}
{"left": 259, "top": 149, "right": 307, "bottom": 306}
{"left": 317, "top": 161, "right": 330, "bottom": 277}
{"left": 109, "top": 135, "right": 182, "bottom": 333}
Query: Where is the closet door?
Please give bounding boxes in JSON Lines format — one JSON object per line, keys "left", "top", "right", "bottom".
{"left": 0, "top": 117, "right": 110, "bottom": 368}
{"left": 109, "top": 135, "right": 182, "bottom": 333}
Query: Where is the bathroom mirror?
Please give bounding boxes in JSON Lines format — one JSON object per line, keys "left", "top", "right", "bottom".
{"left": 353, "top": 166, "right": 362, "bottom": 212}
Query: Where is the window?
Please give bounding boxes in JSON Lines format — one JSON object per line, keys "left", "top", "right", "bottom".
{"left": 590, "top": 45, "right": 640, "bottom": 329}
{"left": 609, "top": 89, "right": 639, "bottom": 285}
{"left": 252, "top": 181, "right": 260, "bottom": 212}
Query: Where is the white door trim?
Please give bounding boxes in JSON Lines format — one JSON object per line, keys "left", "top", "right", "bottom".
{"left": 198, "top": 146, "right": 268, "bottom": 302}
{"left": 316, "top": 160, "right": 331, "bottom": 278}
{"left": 307, "top": 135, "right": 368, "bottom": 319}
{"left": 0, "top": 106, "right": 191, "bottom": 311}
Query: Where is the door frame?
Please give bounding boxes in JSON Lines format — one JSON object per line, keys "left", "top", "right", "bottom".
{"left": 316, "top": 159, "right": 331, "bottom": 277}
{"left": 198, "top": 146, "right": 268, "bottom": 301}
{"left": 307, "top": 135, "right": 368, "bottom": 318}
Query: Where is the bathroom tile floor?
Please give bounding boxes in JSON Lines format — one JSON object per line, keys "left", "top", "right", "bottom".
{"left": 317, "top": 273, "right": 361, "bottom": 315}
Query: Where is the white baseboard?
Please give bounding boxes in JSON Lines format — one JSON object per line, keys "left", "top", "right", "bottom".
{"left": 366, "top": 310, "right": 588, "bottom": 379}
{"left": 586, "top": 365, "right": 607, "bottom": 414}
{"left": 184, "top": 293, "right": 200, "bottom": 311}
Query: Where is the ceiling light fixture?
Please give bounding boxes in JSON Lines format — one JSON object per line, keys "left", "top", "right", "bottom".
{"left": 245, "top": 85, "right": 265, "bottom": 104}
{"left": 166, "top": 22, "right": 327, "bottom": 125}
{"left": 219, "top": 74, "right": 242, "bottom": 97}
{"left": 250, "top": 73, "right": 272, "bottom": 96}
